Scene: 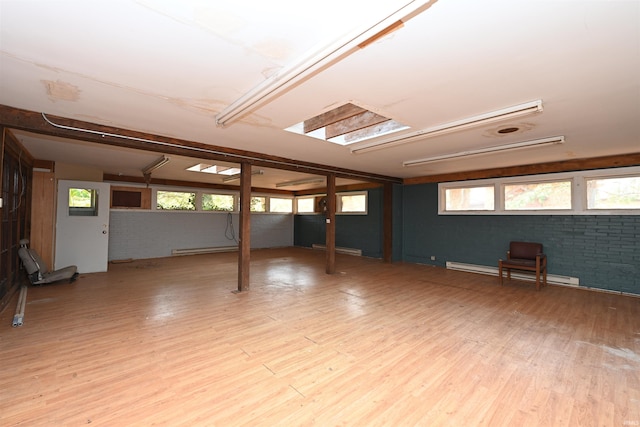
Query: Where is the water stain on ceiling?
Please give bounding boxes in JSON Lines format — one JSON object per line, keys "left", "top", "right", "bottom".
{"left": 42, "top": 79, "right": 81, "bottom": 102}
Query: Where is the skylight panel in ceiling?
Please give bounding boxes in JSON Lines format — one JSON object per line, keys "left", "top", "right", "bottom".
{"left": 187, "top": 164, "right": 241, "bottom": 175}
{"left": 286, "top": 103, "right": 408, "bottom": 146}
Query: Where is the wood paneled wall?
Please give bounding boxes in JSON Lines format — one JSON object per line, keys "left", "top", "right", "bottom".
{"left": 30, "top": 171, "right": 55, "bottom": 269}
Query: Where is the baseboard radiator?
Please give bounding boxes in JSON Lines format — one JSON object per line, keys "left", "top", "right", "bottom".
{"left": 312, "top": 244, "right": 362, "bottom": 256}
{"left": 172, "top": 246, "right": 238, "bottom": 256}
{"left": 445, "top": 261, "right": 580, "bottom": 287}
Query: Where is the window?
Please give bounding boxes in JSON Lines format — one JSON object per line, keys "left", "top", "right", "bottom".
{"left": 445, "top": 186, "right": 494, "bottom": 211}
{"left": 439, "top": 166, "right": 640, "bottom": 215}
{"left": 69, "top": 188, "right": 98, "bottom": 216}
{"left": 586, "top": 176, "right": 640, "bottom": 209}
{"left": 250, "top": 196, "right": 266, "bottom": 212}
{"left": 338, "top": 192, "right": 367, "bottom": 214}
{"left": 269, "top": 198, "right": 293, "bottom": 213}
{"left": 202, "top": 193, "right": 235, "bottom": 211}
{"left": 296, "top": 197, "right": 316, "bottom": 213}
{"left": 157, "top": 191, "right": 196, "bottom": 210}
{"left": 294, "top": 193, "right": 368, "bottom": 214}
{"left": 504, "top": 181, "right": 571, "bottom": 211}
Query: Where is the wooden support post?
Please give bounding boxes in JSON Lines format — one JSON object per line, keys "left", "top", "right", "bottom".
{"left": 325, "top": 173, "right": 336, "bottom": 274}
{"left": 383, "top": 182, "right": 393, "bottom": 263}
{"left": 237, "top": 162, "right": 251, "bottom": 292}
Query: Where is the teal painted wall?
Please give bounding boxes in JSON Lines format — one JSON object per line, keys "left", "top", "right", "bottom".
{"left": 294, "top": 186, "right": 403, "bottom": 260}
{"left": 392, "top": 184, "right": 404, "bottom": 262}
{"left": 293, "top": 182, "right": 639, "bottom": 294}
{"left": 294, "top": 188, "right": 383, "bottom": 258}
{"left": 402, "top": 183, "right": 640, "bottom": 295}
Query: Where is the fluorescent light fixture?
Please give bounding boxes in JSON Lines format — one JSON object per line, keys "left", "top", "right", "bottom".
{"left": 276, "top": 177, "right": 325, "bottom": 188}
{"left": 215, "top": 1, "right": 435, "bottom": 127}
{"left": 402, "top": 136, "right": 565, "bottom": 167}
{"left": 350, "top": 100, "right": 544, "bottom": 154}
{"left": 142, "top": 156, "right": 170, "bottom": 175}
{"left": 222, "top": 169, "right": 264, "bottom": 183}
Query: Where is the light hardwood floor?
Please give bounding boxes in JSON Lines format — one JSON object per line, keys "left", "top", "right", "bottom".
{"left": 1, "top": 248, "right": 639, "bottom": 426}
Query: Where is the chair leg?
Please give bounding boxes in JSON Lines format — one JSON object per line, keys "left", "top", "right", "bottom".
{"left": 498, "top": 261, "right": 503, "bottom": 285}
{"left": 535, "top": 269, "right": 540, "bottom": 291}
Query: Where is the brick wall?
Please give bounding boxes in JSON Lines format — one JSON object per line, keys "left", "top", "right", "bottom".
{"left": 403, "top": 183, "right": 640, "bottom": 295}
{"left": 109, "top": 211, "right": 293, "bottom": 261}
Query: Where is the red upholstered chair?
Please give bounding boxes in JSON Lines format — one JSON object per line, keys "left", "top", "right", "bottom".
{"left": 498, "top": 241, "right": 547, "bottom": 291}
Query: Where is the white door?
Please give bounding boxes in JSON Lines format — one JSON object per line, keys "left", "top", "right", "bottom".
{"left": 55, "top": 180, "right": 110, "bottom": 273}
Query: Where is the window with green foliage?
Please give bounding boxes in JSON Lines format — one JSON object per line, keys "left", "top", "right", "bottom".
{"left": 269, "top": 198, "right": 293, "bottom": 213}
{"left": 250, "top": 196, "right": 266, "bottom": 212}
{"left": 69, "top": 188, "right": 98, "bottom": 216}
{"left": 157, "top": 191, "right": 196, "bottom": 210}
{"left": 504, "top": 181, "right": 572, "bottom": 210}
{"left": 202, "top": 193, "right": 235, "bottom": 211}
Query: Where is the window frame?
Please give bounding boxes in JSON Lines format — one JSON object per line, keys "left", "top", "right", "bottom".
{"left": 295, "top": 196, "right": 317, "bottom": 214}
{"left": 294, "top": 191, "right": 369, "bottom": 215}
{"left": 155, "top": 190, "right": 197, "bottom": 211}
{"left": 250, "top": 195, "right": 267, "bottom": 213}
{"left": 68, "top": 187, "right": 99, "bottom": 216}
{"left": 114, "top": 185, "right": 296, "bottom": 215}
{"left": 502, "top": 178, "right": 573, "bottom": 212}
{"left": 201, "top": 192, "right": 237, "bottom": 212}
{"left": 337, "top": 191, "right": 368, "bottom": 214}
{"left": 268, "top": 197, "right": 294, "bottom": 213}
{"left": 584, "top": 173, "right": 640, "bottom": 211}
{"left": 441, "top": 184, "right": 495, "bottom": 213}
{"left": 439, "top": 166, "right": 640, "bottom": 216}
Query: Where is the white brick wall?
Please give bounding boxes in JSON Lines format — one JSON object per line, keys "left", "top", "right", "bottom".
{"left": 108, "top": 211, "right": 293, "bottom": 261}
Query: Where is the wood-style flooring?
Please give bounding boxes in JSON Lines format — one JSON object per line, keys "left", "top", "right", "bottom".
{"left": 1, "top": 248, "right": 639, "bottom": 426}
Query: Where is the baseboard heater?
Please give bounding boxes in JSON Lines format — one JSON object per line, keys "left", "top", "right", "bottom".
{"left": 311, "top": 244, "right": 362, "bottom": 256}
{"left": 445, "top": 261, "right": 580, "bottom": 287}
{"left": 172, "top": 246, "right": 238, "bottom": 256}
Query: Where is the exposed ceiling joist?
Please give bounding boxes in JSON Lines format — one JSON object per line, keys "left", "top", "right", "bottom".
{"left": 0, "top": 105, "right": 402, "bottom": 185}
{"left": 103, "top": 173, "right": 294, "bottom": 195}
{"left": 325, "top": 111, "right": 390, "bottom": 140}
{"left": 303, "top": 103, "right": 366, "bottom": 134}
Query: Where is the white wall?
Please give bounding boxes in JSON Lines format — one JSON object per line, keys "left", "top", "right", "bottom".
{"left": 108, "top": 210, "right": 293, "bottom": 261}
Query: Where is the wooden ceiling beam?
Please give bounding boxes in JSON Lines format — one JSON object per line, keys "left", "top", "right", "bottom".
{"left": 293, "top": 182, "right": 383, "bottom": 196}
{"left": 303, "top": 103, "right": 366, "bottom": 134}
{"left": 325, "top": 111, "right": 390, "bottom": 140}
{"left": 404, "top": 153, "right": 640, "bottom": 185}
{"left": 0, "top": 105, "right": 401, "bottom": 185}
{"left": 103, "top": 174, "right": 294, "bottom": 195}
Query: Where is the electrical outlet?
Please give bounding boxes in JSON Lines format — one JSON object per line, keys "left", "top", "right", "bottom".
{"left": 430, "top": 255, "right": 436, "bottom": 261}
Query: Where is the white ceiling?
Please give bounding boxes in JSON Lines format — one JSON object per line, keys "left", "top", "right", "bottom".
{"left": 1, "top": 0, "right": 639, "bottom": 190}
